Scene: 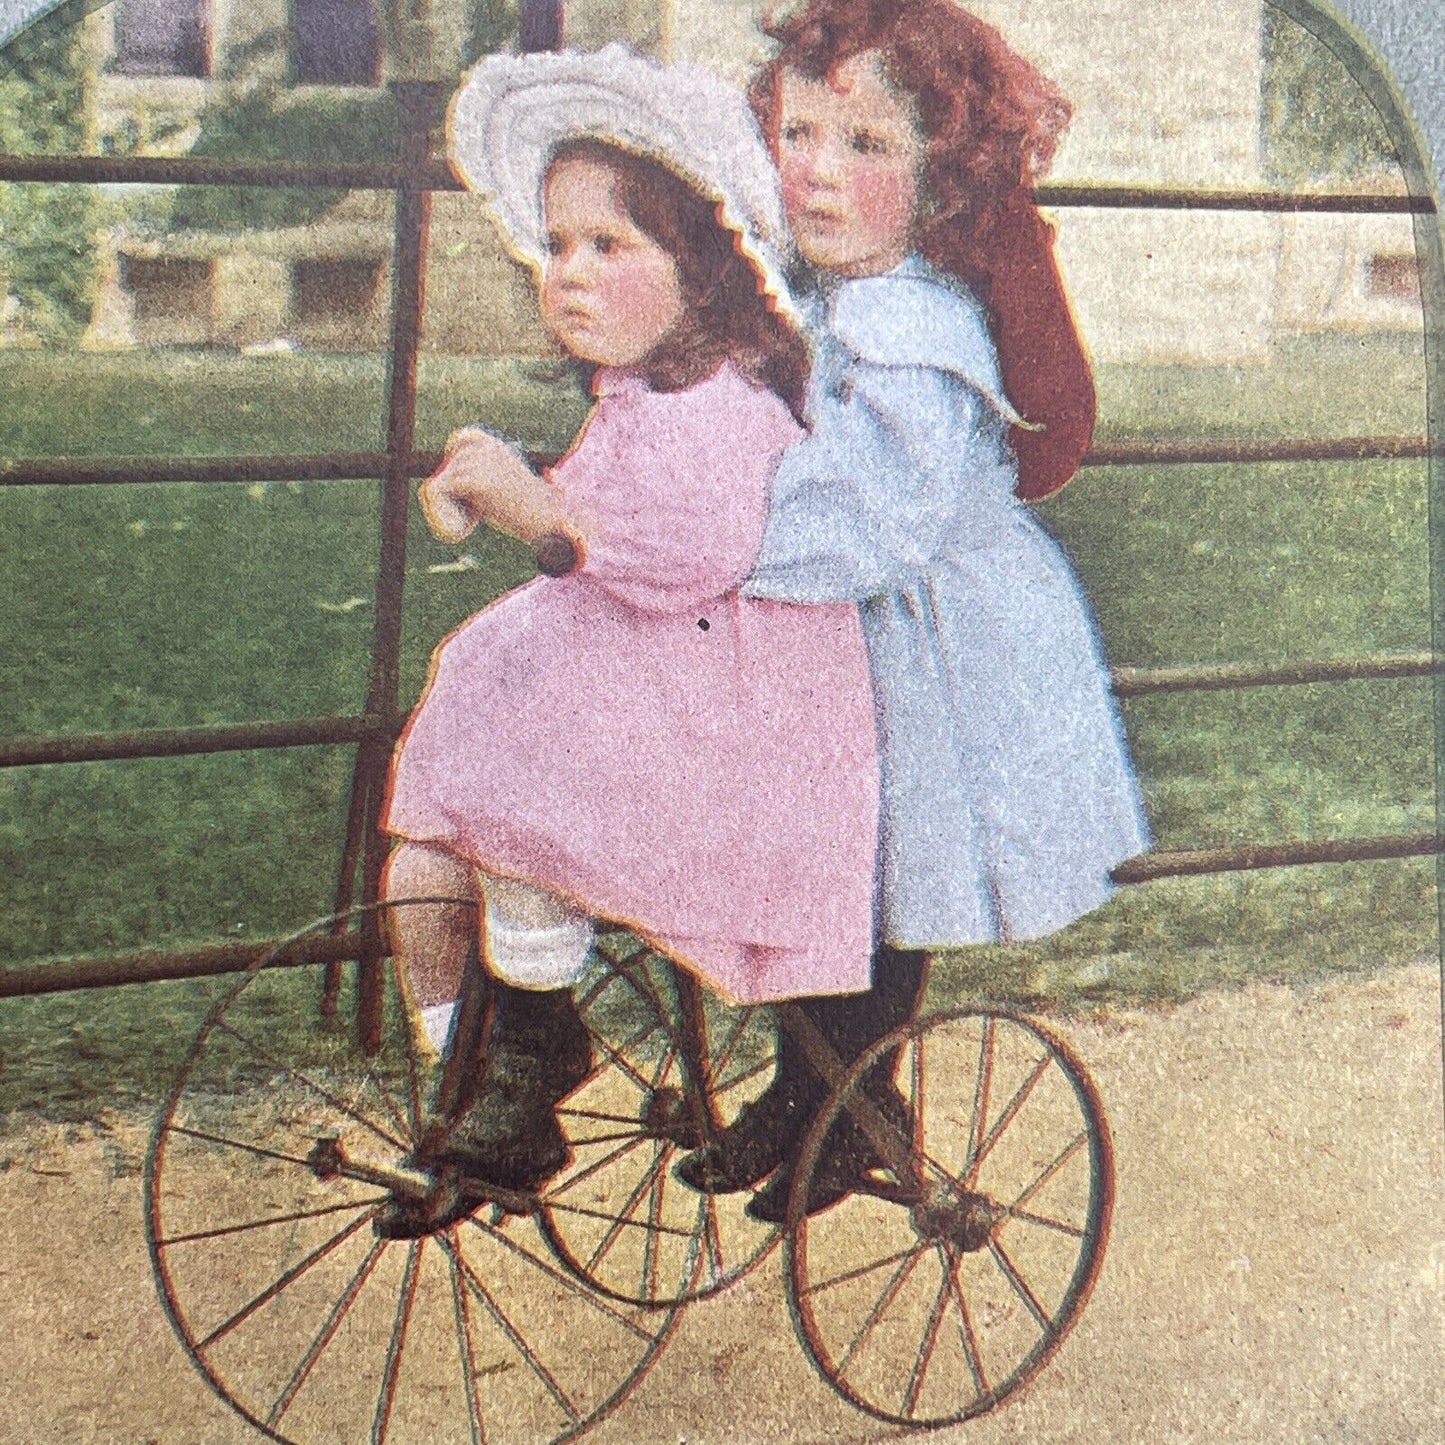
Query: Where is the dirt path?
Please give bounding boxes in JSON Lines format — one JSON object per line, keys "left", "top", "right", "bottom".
{"left": 3, "top": 966, "right": 1442, "bottom": 1444}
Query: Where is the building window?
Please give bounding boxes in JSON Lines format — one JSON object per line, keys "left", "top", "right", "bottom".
{"left": 293, "top": 258, "right": 384, "bottom": 323}
{"left": 1365, "top": 253, "right": 1420, "bottom": 303}
{"left": 112, "top": 0, "right": 210, "bottom": 79}
{"left": 292, "top": 0, "right": 382, "bottom": 86}
{"left": 122, "top": 256, "right": 214, "bottom": 325}
{"left": 521, "top": 0, "right": 562, "bottom": 53}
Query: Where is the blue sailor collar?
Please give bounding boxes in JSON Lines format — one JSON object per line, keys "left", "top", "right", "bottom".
{"left": 824, "top": 256, "right": 1027, "bottom": 427}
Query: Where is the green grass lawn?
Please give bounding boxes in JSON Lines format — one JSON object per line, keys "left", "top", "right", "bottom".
{"left": 0, "top": 333, "right": 1436, "bottom": 1119}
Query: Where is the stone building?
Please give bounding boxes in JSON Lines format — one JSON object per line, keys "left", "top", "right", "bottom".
{"left": 78, "top": 0, "right": 1421, "bottom": 361}
{"left": 84, "top": 0, "right": 551, "bottom": 355}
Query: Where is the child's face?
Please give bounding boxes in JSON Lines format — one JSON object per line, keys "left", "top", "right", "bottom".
{"left": 540, "top": 157, "right": 686, "bottom": 368}
{"left": 775, "top": 51, "right": 927, "bottom": 278}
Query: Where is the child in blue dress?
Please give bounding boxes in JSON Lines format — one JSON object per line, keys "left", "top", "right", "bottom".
{"left": 675, "top": 0, "right": 1150, "bottom": 1222}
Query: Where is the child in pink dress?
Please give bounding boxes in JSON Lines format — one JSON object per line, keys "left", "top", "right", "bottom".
{"left": 381, "top": 48, "right": 878, "bottom": 1204}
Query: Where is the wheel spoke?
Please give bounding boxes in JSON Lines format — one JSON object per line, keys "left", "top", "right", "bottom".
{"left": 160, "top": 1194, "right": 388, "bottom": 1246}
{"left": 545, "top": 1134, "right": 650, "bottom": 1200}
{"left": 642, "top": 1147, "right": 668, "bottom": 1300}
{"left": 1004, "top": 1206, "right": 1087, "bottom": 1239}
{"left": 1011, "top": 1131, "right": 1088, "bottom": 1214}
{"left": 215, "top": 1020, "right": 408, "bottom": 1153}
{"left": 400, "top": 1018, "right": 426, "bottom": 1143}
{"left": 557, "top": 1106, "right": 647, "bottom": 1127}
{"left": 627, "top": 962, "right": 674, "bottom": 1043}
{"left": 169, "top": 1123, "right": 322, "bottom": 1173}
{"left": 569, "top": 1127, "right": 659, "bottom": 1150}
{"left": 702, "top": 1007, "right": 754, "bottom": 1092}
{"left": 361, "top": 1062, "right": 414, "bottom": 1144}
{"left": 911, "top": 1034, "right": 927, "bottom": 1156}
{"left": 446, "top": 1238, "right": 582, "bottom": 1424}
{"left": 466, "top": 1215, "right": 658, "bottom": 1342}
{"left": 371, "top": 1239, "right": 423, "bottom": 1445}
{"left": 836, "top": 1245, "right": 927, "bottom": 1379}
{"left": 267, "top": 1238, "right": 388, "bottom": 1427}
{"left": 588, "top": 1019, "right": 666, "bottom": 1096}
{"left": 699, "top": 1196, "right": 725, "bottom": 1294}
{"left": 902, "top": 1261, "right": 953, "bottom": 1418}
{"left": 967, "top": 1052, "right": 1053, "bottom": 1186}
{"left": 710, "top": 1053, "right": 775, "bottom": 1101}
{"left": 940, "top": 1243, "right": 989, "bottom": 1401}
{"left": 965, "top": 1018, "right": 995, "bottom": 1183}
{"left": 802, "top": 1244, "right": 921, "bottom": 1298}
{"left": 647, "top": 1042, "right": 679, "bottom": 1092}
{"left": 584, "top": 1145, "right": 666, "bottom": 1274}
{"left": 446, "top": 1228, "right": 486, "bottom": 1445}
{"left": 197, "top": 1212, "right": 375, "bottom": 1350}
{"left": 546, "top": 1199, "right": 695, "bottom": 1240}
{"left": 988, "top": 1236, "right": 1054, "bottom": 1336}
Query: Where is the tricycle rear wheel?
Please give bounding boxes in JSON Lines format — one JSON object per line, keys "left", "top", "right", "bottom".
{"left": 785, "top": 1009, "right": 1113, "bottom": 1426}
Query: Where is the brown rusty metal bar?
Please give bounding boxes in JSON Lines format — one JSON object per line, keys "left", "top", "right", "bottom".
{"left": 354, "top": 81, "right": 445, "bottom": 1055}
{"left": 1, "top": 155, "right": 1434, "bottom": 215}
{"left": 0, "top": 715, "right": 385, "bottom": 769}
{"left": 0, "top": 930, "right": 365, "bottom": 999}
{"left": 4, "top": 436, "right": 1435, "bottom": 491}
{"left": 1111, "top": 833, "right": 1443, "bottom": 884}
{"left": 326, "top": 741, "right": 375, "bottom": 1021}
{"left": 1111, "top": 652, "right": 1442, "bottom": 697}
{"left": 0, "top": 154, "right": 462, "bottom": 191}
{"left": 1082, "top": 436, "right": 1438, "bottom": 468}
{"left": 1034, "top": 182, "right": 1435, "bottom": 215}
{"left": 0, "top": 454, "right": 392, "bottom": 486}
{"left": 5, "top": 826, "right": 1436, "bottom": 994}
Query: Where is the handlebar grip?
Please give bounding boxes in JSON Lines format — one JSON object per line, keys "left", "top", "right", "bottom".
{"left": 535, "top": 532, "right": 579, "bottom": 577}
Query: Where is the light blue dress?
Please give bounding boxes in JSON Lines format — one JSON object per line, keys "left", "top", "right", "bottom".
{"left": 743, "top": 257, "right": 1149, "bottom": 947}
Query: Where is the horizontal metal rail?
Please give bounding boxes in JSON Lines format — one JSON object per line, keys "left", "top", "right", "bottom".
{"left": 0, "top": 930, "right": 364, "bottom": 999}
{"left": 1034, "top": 182, "right": 1435, "bottom": 214}
{"left": 1083, "top": 436, "right": 1439, "bottom": 467}
{"left": 0, "top": 154, "right": 466, "bottom": 190}
{"left": 0, "top": 154, "right": 1436, "bottom": 215}
{"left": 0, "top": 715, "right": 388, "bottom": 769}
{"left": 2, "top": 435, "right": 1438, "bottom": 491}
{"left": 0, "top": 453, "right": 393, "bottom": 485}
{"left": 2, "top": 647, "right": 1436, "bottom": 769}
{"left": 3, "top": 827, "right": 1440, "bottom": 997}
{"left": 1112, "top": 833, "right": 1442, "bottom": 884}
{"left": 1112, "top": 652, "right": 1441, "bottom": 697}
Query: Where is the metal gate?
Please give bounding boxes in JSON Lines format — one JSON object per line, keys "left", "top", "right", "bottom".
{"left": 1, "top": 60, "right": 1441, "bottom": 1036}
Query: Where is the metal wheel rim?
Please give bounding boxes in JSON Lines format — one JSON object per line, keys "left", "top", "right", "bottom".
{"left": 784, "top": 1007, "right": 1114, "bottom": 1427}
{"left": 145, "top": 904, "right": 681, "bottom": 1445}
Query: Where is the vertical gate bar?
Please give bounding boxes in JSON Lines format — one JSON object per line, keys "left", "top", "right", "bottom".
{"left": 352, "top": 78, "right": 445, "bottom": 1054}
{"left": 520, "top": 0, "right": 563, "bottom": 52}
{"left": 323, "top": 741, "right": 373, "bottom": 1018}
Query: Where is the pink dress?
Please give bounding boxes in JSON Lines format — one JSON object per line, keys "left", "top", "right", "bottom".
{"left": 386, "top": 363, "right": 879, "bottom": 1003}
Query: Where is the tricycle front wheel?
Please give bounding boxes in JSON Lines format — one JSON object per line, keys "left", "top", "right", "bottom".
{"left": 145, "top": 912, "right": 679, "bottom": 1445}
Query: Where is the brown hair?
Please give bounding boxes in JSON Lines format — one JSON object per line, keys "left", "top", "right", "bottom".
{"left": 749, "top": 0, "right": 1072, "bottom": 288}
{"left": 547, "top": 139, "right": 809, "bottom": 418}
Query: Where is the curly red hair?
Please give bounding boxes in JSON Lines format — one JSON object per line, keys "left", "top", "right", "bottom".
{"left": 750, "top": 0, "right": 1071, "bottom": 282}
{"left": 751, "top": 0, "right": 1095, "bottom": 501}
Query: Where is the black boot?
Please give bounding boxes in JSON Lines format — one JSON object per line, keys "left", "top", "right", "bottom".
{"left": 745, "top": 947, "right": 927, "bottom": 1224}
{"left": 439, "top": 980, "right": 594, "bottom": 1192}
{"left": 377, "top": 979, "right": 593, "bottom": 1237}
{"left": 674, "top": 1024, "right": 820, "bottom": 1194}
{"left": 676, "top": 948, "right": 927, "bottom": 1203}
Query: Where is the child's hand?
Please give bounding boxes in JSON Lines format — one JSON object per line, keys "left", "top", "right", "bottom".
{"left": 421, "top": 427, "right": 573, "bottom": 548}
{"left": 420, "top": 428, "right": 521, "bottom": 543}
